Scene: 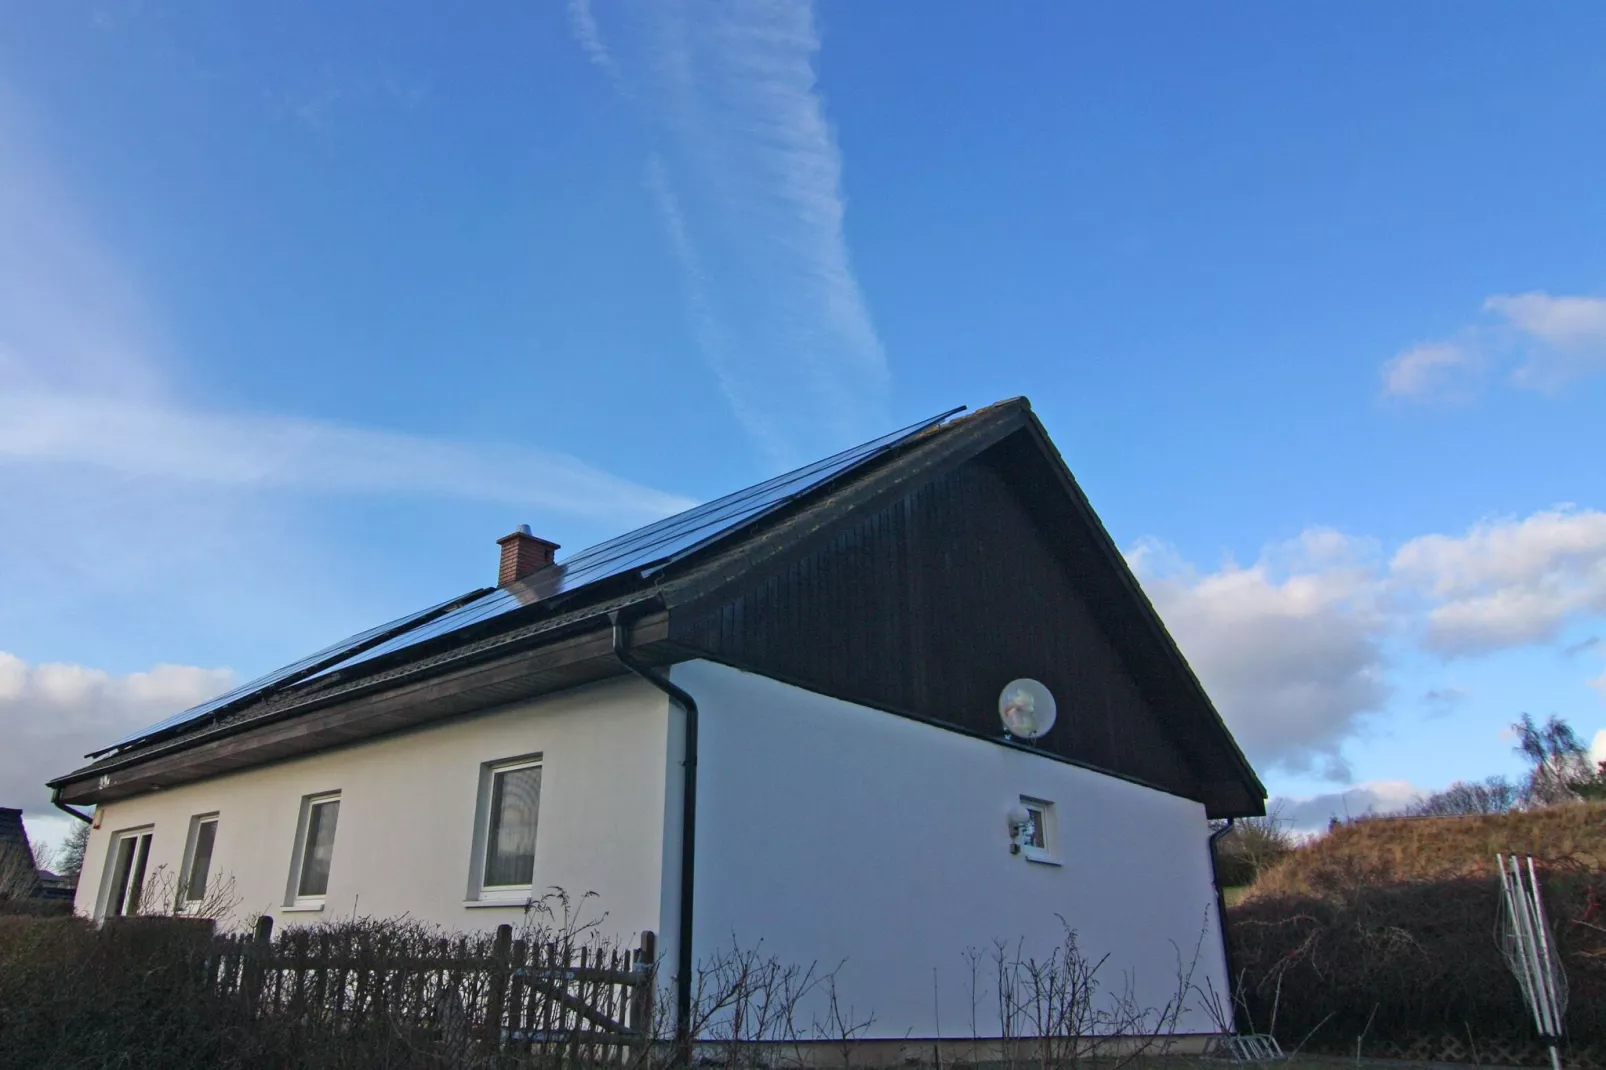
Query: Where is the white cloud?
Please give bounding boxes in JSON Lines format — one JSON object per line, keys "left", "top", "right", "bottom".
{"left": 1391, "top": 507, "right": 1606, "bottom": 654}
{"left": 1384, "top": 291, "right": 1606, "bottom": 402}
{"left": 1486, "top": 292, "right": 1606, "bottom": 390}
{"left": 0, "top": 389, "right": 694, "bottom": 523}
{"left": 567, "top": 0, "right": 624, "bottom": 88}
{"left": 1270, "top": 780, "right": 1422, "bottom": 833}
{"left": 1134, "top": 507, "right": 1606, "bottom": 787}
{"left": 572, "top": 0, "right": 890, "bottom": 465}
{"left": 0, "top": 651, "right": 233, "bottom": 815}
{"left": 1130, "top": 530, "right": 1389, "bottom": 780}
{"left": 1380, "top": 340, "right": 1475, "bottom": 400}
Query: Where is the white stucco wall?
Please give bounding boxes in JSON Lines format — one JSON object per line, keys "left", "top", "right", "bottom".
{"left": 673, "top": 659, "right": 1230, "bottom": 1040}
{"left": 75, "top": 676, "right": 671, "bottom": 943}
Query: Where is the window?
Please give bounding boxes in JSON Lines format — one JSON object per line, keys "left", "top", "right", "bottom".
{"left": 178, "top": 814, "right": 219, "bottom": 909}
{"left": 469, "top": 757, "right": 542, "bottom": 901}
{"left": 1019, "top": 797, "right": 1059, "bottom": 865}
{"left": 103, "top": 828, "right": 153, "bottom": 918}
{"left": 286, "top": 793, "right": 341, "bottom": 907}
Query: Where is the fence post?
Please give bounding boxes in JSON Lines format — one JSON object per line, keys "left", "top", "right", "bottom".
{"left": 631, "top": 930, "right": 657, "bottom": 1037}
{"left": 483, "top": 923, "right": 514, "bottom": 1053}
{"left": 244, "top": 914, "right": 274, "bottom": 1015}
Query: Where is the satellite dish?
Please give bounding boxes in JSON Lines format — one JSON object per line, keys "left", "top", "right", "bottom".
{"left": 999, "top": 678, "right": 1057, "bottom": 741}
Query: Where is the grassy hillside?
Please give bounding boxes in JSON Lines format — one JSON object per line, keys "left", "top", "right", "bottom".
{"left": 1245, "top": 799, "right": 1606, "bottom": 901}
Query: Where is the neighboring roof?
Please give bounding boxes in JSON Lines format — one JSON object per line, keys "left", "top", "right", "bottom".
{"left": 0, "top": 807, "right": 29, "bottom": 853}
{"left": 0, "top": 807, "right": 40, "bottom": 897}
{"left": 52, "top": 399, "right": 1265, "bottom": 813}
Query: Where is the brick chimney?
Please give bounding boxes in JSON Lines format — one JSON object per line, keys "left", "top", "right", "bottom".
{"left": 496, "top": 525, "right": 559, "bottom": 586}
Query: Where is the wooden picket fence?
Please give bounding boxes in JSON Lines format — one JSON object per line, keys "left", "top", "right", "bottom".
{"left": 203, "top": 916, "right": 657, "bottom": 1060}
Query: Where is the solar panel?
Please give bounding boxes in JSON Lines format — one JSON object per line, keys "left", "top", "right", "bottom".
{"left": 90, "top": 590, "right": 488, "bottom": 757}
{"left": 298, "top": 587, "right": 524, "bottom": 680}
{"left": 305, "top": 408, "right": 962, "bottom": 682}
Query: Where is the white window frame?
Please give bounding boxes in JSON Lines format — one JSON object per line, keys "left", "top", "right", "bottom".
{"left": 1019, "top": 796, "right": 1061, "bottom": 865}
{"left": 176, "top": 812, "right": 220, "bottom": 913}
{"left": 284, "top": 792, "right": 341, "bottom": 911}
{"left": 465, "top": 755, "right": 542, "bottom": 905}
{"left": 96, "top": 825, "right": 154, "bottom": 920}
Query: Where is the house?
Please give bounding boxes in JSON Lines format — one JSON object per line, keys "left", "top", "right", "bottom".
{"left": 48, "top": 398, "right": 1264, "bottom": 1043}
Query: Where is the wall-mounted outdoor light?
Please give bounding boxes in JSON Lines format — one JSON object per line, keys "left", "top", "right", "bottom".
{"left": 1007, "top": 804, "right": 1031, "bottom": 854}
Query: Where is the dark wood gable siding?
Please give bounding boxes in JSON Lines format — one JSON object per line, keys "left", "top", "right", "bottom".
{"left": 668, "top": 443, "right": 1204, "bottom": 802}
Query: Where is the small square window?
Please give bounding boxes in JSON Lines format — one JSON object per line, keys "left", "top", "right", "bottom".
{"left": 286, "top": 793, "right": 341, "bottom": 908}
{"left": 179, "top": 814, "right": 219, "bottom": 909}
{"left": 1019, "top": 797, "right": 1059, "bottom": 865}
{"left": 469, "top": 757, "right": 542, "bottom": 902}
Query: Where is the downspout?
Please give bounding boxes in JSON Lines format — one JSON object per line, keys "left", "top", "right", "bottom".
{"left": 1207, "top": 817, "right": 1239, "bottom": 1034}
{"left": 52, "top": 789, "right": 92, "bottom": 824}
{"left": 611, "top": 609, "right": 698, "bottom": 1067}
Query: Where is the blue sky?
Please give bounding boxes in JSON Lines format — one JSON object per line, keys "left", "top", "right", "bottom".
{"left": 5, "top": 1, "right": 1606, "bottom": 847}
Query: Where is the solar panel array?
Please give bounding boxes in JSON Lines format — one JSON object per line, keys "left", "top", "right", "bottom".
{"left": 297, "top": 586, "right": 519, "bottom": 681}
{"left": 95, "top": 407, "right": 961, "bottom": 758}
{"left": 91, "top": 592, "right": 485, "bottom": 757}
{"left": 302, "top": 408, "right": 958, "bottom": 682}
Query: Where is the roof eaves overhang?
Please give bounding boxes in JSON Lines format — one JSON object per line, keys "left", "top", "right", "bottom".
{"left": 49, "top": 599, "right": 678, "bottom": 805}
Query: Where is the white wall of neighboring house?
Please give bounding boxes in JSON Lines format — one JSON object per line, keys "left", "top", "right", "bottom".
{"left": 675, "top": 659, "right": 1230, "bottom": 1040}
{"left": 75, "top": 676, "right": 672, "bottom": 945}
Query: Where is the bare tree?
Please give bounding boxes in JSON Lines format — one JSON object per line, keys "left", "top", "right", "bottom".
{"left": 55, "top": 821, "right": 90, "bottom": 878}
{"left": 1407, "top": 776, "right": 1521, "bottom": 816}
{"left": 1513, "top": 713, "right": 1593, "bottom": 806}
{"left": 32, "top": 837, "right": 54, "bottom": 873}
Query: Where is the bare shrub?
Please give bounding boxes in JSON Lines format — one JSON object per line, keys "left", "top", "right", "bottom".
{"left": 0, "top": 887, "right": 1239, "bottom": 1069}
{"left": 811, "top": 969, "right": 876, "bottom": 1067}
{"left": 1212, "top": 807, "right": 1297, "bottom": 888}
{"left": 1231, "top": 864, "right": 1606, "bottom": 1053}
{"left": 668, "top": 938, "right": 879, "bottom": 1070}
{"left": 0, "top": 914, "right": 248, "bottom": 1069}
{"left": 0, "top": 886, "right": 655, "bottom": 1069}
{"left": 130, "top": 862, "right": 242, "bottom": 922}
{"left": 966, "top": 912, "right": 1222, "bottom": 1069}
{"left": 683, "top": 940, "right": 818, "bottom": 1066}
